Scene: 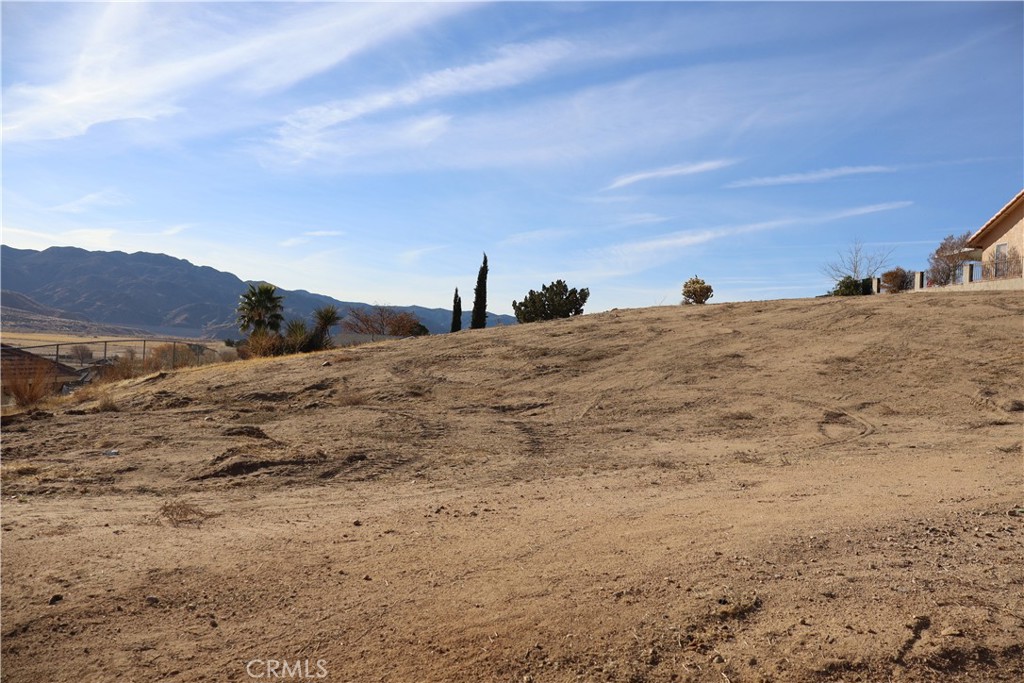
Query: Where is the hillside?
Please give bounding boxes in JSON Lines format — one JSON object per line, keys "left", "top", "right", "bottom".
{"left": 2, "top": 292, "right": 1022, "bottom": 683}
{"left": 0, "top": 245, "right": 515, "bottom": 336}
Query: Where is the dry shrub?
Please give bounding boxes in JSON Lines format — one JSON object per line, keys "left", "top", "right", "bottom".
{"left": 342, "top": 306, "right": 425, "bottom": 336}
{"left": 336, "top": 390, "right": 368, "bottom": 407}
{"left": 241, "top": 332, "right": 282, "bottom": 358}
{"left": 5, "top": 364, "right": 59, "bottom": 408}
{"left": 96, "top": 393, "right": 119, "bottom": 412}
{"left": 103, "top": 356, "right": 142, "bottom": 381}
{"left": 881, "top": 267, "right": 914, "bottom": 293}
{"left": 1, "top": 462, "right": 40, "bottom": 483}
{"left": 145, "top": 343, "right": 193, "bottom": 370}
{"left": 159, "top": 500, "right": 215, "bottom": 527}
{"left": 219, "top": 349, "right": 239, "bottom": 363}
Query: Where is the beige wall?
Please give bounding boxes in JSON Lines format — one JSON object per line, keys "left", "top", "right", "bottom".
{"left": 919, "top": 276, "right": 1024, "bottom": 293}
{"left": 971, "top": 198, "right": 1024, "bottom": 265}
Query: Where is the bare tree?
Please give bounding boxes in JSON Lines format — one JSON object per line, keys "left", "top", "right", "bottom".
{"left": 69, "top": 344, "right": 94, "bottom": 365}
{"left": 342, "top": 306, "right": 427, "bottom": 337}
{"left": 822, "top": 238, "right": 893, "bottom": 283}
{"left": 927, "top": 231, "right": 972, "bottom": 286}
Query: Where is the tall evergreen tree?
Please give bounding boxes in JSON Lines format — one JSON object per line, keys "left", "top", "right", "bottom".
{"left": 470, "top": 253, "right": 488, "bottom": 329}
{"left": 450, "top": 287, "right": 462, "bottom": 332}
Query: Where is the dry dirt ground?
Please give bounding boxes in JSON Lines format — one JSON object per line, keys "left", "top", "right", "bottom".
{"left": 2, "top": 292, "right": 1022, "bottom": 683}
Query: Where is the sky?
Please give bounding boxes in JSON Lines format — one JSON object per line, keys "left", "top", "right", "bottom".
{"left": 2, "top": 1, "right": 1022, "bottom": 315}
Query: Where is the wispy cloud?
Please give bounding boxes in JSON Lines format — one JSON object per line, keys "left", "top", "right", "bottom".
{"left": 612, "top": 213, "right": 671, "bottom": 228}
{"left": 592, "top": 200, "right": 912, "bottom": 275}
{"left": 397, "top": 245, "right": 446, "bottom": 266}
{"left": 161, "top": 223, "right": 192, "bottom": 236}
{"left": 604, "top": 160, "right": 737, "bottom": 191}
{"left": 278, "top": 229, "right": 345, "bottom": 248}
{"left": 500, "top": 228, "right": 577, "bottom": 247}
{"left": 726, "top": 165, "right": 898, "bottom": 188}
{"left": 275, "top": 39, "right": 573, "bottom": 159}
{"left": 3, "top": 3, "right": 468, "bottom": 142}
{"left": 50, "top": 189, "right": 128, "bottom": 213}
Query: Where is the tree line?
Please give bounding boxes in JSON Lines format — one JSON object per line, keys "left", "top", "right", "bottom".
{"left": 822, "top": 232, "right": 1022, "bottom": 297}
{"left": 234, "top": 252, "right": 600, "bottom": 358}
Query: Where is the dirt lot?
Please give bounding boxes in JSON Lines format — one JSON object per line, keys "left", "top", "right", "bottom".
{"left": 2, "top": 292, "right": 1022, "bottom": 683}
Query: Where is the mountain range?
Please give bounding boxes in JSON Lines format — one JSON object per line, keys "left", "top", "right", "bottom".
{"left": 0, "top": 245, "right": 515, "bottom": 338}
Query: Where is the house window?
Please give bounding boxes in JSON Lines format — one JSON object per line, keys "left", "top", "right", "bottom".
{"left": 994, "top": 243, "right": 1008, "bottom": 278}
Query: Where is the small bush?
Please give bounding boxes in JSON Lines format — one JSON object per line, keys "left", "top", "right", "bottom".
{"left": 146, "top": 342, "right": 211, "bottom": 369}
{"left": 512, "top": 280, "right": 590, "bottom": 323}
{"left": 104, "top": 356, "right": 142, "bottom": 381}
{"left": 881, "top": 267, "right": 914, "bottom": 294}
{"left": 96, "top": 393, "right": 119, "bottom": 412}
{"left": 831, "top": 276, "right": 870, "bottom": 296}
{"left": 159, "top": 500, "right": 214, "bottom": 527}
{"left": 5, "top": 364, "right": 58, "bottom": 407}
{"left": 242, "top": 331, "right": 283, "bottom": 358}
{"left": 682, "top": 276, "right": 713, "bottom": 305}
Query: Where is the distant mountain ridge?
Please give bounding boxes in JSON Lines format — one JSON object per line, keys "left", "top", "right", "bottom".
{"left": 0, "top": 245, "right": 515, "bottom": 338}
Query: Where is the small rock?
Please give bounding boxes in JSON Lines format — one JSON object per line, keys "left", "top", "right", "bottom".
{"left": 145, "top": 595, "right": 160, "bottom": 606}
{"left": 940, "top": 627, "right": 964, "bottom": 637}
{"left": 363, "top": 575, "right": 372, "bottom": 581}
{"left": 322, "top": 361, "right": 332, "bottom": 367}
{"left": 210, "top": 620, "right": 218, "bottom": 628}
{"left": 1001, "top": 399, "right": 1024, "bottom": 412}
{"left": 353, "top": 520, "right": 362, "bottom": 527}
{"left": 711, "top": 654, "right": 725, "bottom": 664}
{"left": 49, "top": 594, "right": 64, "bottom": 605}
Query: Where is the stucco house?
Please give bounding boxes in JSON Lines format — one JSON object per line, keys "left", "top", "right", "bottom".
{"left": 964, "top": 188, "right": 1024, "bottom": 279}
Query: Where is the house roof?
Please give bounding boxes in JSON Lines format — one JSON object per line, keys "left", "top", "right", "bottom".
{"left": 0, "top": 343, "right": 80, "bottom": 377}
{"left": 966, "top": 188, "right": 1024, "bottom": 248}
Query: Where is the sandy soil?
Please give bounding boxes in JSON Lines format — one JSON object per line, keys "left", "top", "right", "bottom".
{"left": 2, "top": 291, "right": 1022, "bottom": 683}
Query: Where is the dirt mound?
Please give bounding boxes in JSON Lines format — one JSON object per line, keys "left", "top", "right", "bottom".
{"left": 2, "top": 292, "right": 1022, "bottom": 682}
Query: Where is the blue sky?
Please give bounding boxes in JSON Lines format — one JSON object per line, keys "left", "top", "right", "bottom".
{"left": 2, "top": 2, "right": 1022, "bottom": 315}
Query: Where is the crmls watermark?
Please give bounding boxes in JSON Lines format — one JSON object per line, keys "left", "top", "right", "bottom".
{"left": 246, "top": 659, "right": 328, "bottom": 679}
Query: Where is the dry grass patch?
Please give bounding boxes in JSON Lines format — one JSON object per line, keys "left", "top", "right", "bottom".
{"left": 5, "top": 365, "right": 60, "bottom": 408}
{"left": 335, "top": 390, "right": 368, "bottom": 407}
{"left": 158, "top": 500, "right": 216, "bottom": 528}
{"left": 0, "top": 462, "right": 41, "bottom": 483}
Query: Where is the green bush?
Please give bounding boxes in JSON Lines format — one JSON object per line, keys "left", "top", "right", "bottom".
{"left": 512, "top": 280, "right": 590, "bottom": 323}
{"left": 681, "top": 276, "right": 713, "bottom": 305}
{"left": 831, "top": 276, "right": 871, "bottom": 296}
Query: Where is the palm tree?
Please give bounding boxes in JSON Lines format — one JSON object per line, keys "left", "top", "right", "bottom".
{"left": 310, "top": 305, "right": 341, "bottom": 350}
{"left": 237, "top": 283, "right": 284, "bottom": 335}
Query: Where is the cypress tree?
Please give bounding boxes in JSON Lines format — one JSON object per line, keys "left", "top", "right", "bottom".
{"left": 470, "top": 253, "right": 488, "bottom": 329}
{"left": 450, "top": 287, "right": 462, "bottom": 332}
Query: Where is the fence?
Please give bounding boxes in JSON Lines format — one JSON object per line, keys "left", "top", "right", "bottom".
{"left": 7, "top": 338, "right": 226, "bottom": 373}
